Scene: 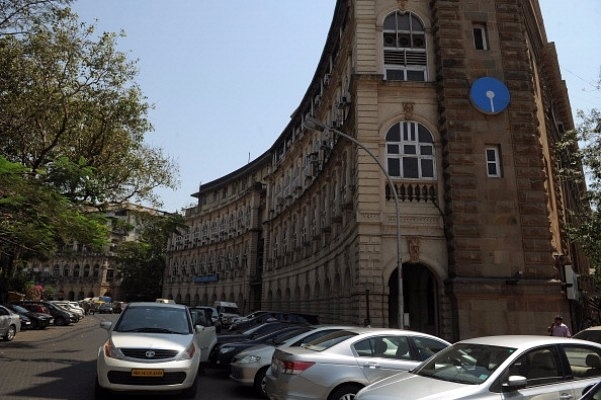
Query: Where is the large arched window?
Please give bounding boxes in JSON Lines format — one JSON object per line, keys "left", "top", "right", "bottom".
{"left": 386, "top": 121, "right": 435, "bottom": 179}
{"left": 383, "top": 11, "right": 427, "bottom": 81}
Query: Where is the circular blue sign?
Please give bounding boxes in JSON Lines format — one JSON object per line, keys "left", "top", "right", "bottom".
{"left": 469, "top": 77, "right": 510, "bottom": 114}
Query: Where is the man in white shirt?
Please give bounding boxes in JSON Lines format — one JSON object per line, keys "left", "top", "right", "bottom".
{"left": 548, "top": 315, "right": 571, "bottom": 337}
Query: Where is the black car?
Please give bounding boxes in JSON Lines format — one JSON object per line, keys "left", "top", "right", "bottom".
{"left": 6, "top": 304, "right": 54, "bottom": 329}
{"left": 16, "top": 313, "right": 32, "bottom": 330}
{"left": 13, "top": 301, "right": 77, "bottom": 326}
{"left": 217, "top": 321, "right": 296, "bottom": 344}
{"left": 97, "top": 303, "right": 113, "bottom": 314}
{"left": 210, "top": 325, "right": 313, "bottom": 368}
{"left": 228, "top": 311, "right": 319, "bottom": 332}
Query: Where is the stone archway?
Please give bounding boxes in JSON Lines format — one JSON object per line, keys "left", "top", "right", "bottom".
{"left": 388, "top": 263, "right": 439, "bottom": 335}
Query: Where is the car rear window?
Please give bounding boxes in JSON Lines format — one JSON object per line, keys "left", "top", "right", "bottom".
{"left": 301, "top": 330, "right": 358, "bottom": 351}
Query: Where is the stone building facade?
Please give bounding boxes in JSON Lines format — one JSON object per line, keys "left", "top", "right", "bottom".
{"left": 163, "top": 0, "right": 591, "bottom": 341}
{"left": 24, "top": 203, "right": 162, "bottom": 302}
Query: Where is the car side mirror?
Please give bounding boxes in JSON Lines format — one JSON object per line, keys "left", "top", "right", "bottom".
{"left": 502, "top": 375, "right": 527, "bottom": 392}
{"left": 100, "top": 321, "right": 112, "bottom": 331}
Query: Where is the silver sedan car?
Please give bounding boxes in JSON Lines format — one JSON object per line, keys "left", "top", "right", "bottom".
{"left": 355, "top": 335, "right": 601, "bottom": 400}
{"left": 0, "top": 305, "right": 21, "bottom": 341}
{"left": 264, "top": 327, "right": 451, "bottom": 400}
{"left": 230, "top": 325, "right": 355, "bottom": 397}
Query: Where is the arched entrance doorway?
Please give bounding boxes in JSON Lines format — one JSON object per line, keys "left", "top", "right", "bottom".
{"left": 388, "top": 263, "right": 438, "bottom": 335}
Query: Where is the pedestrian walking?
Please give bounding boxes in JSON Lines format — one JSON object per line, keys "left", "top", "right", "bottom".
{"left": 547, "top": 315, "right": 571, "bottom": 337}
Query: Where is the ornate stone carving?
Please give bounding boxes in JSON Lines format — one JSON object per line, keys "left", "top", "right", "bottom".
{"left": 408, "top": 236, "right": 420, "bottom": 263}
{"left": 397, "top": 0, "right": 408, "bottom": 10}
{"left": 403, "top": 102, "right": 415, "bottom": 120}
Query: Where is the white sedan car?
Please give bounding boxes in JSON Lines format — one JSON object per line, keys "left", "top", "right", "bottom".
{"left": 95, "top": 302, "right": 212, "bottom": 399}
{"left": 355, "top": 335, "right": 601, "bottom": 400}
{"left": 265, "top": 327, "right": 451, "bottom": 400}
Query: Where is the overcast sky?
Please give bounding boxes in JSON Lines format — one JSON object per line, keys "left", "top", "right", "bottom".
{"left": 71, "top": 0, "right": 601, "bottom": 212}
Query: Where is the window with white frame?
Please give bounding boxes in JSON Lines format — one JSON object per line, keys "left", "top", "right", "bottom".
{"left": 473, "top": 23, "right": 489, "bottom": 50}
{"left": 485, "top": 146, "right": 502, "bottom": 177}
{"left": 386, "top": 121, "right": 435, "bottom": 179}
{"left": 383, "top": 11, "right": 427, "bottom": 81}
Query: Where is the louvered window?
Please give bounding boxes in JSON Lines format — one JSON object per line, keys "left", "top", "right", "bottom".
{"left": 383, "top": 11, "right": 427, "bottom": 81}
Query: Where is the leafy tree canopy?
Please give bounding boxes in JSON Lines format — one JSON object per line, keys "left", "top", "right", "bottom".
{"left": 0, "top": 5, "right": 178, "bottom": 207}
{"left": 0, "top": 1, "right": 180, "bottom": 299}
{"left": 0, "top": 0, "right": 73, "bottom": 36}
{"left": 556, "top": 69, "right": 601, "bottom": 268}
{"left": 114, "top": 212, "right": 187, "bottom": 302}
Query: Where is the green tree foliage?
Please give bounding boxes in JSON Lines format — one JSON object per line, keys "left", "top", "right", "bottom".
{"left": 0, "top": 1, "right": 179, "bottom": 299}
{"left": 0, "top": 7, "right": 178, "bottom": 206}
{"left": 0, "top": 155, "right": 109, "bottom": 299}
{"left": 0, "top": 0, "right": 72, "bottom": 36}
{"left": 114, "top": 213, "right": 187, "bottom": 302}
{"left": 556, "top": 70, "right": 601, "bottom": 268}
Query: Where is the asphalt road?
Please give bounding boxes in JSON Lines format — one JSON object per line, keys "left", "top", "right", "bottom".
{"left": 0, "top": 313, "right": 261, "bottom": 400}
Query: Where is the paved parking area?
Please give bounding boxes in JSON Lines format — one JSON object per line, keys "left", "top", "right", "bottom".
{"left": 14, "top": 313, "right": 113, "bottom": 342}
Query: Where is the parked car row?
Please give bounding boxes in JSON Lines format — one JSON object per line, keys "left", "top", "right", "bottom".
{"left": 10, "top": 300, "right": 81, "bottom": 327}
{"left": 223, "top": 324, "right": 601, "bottom": 400}
{"left": 0, "top": 300, "right": 83, "bottom": 341}
{"left": 89, "top": 304, "right": 601, "bottom": 400}
{"left": 5, "top": 303, "right": 54, "bottom": 330}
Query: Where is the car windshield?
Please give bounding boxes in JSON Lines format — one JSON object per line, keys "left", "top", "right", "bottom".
{"left": 413, "top": 343, "right": 516, "bottom": 385}
{"left": 301, "top": 330, "right": 358, "bottom": 351}
{"left": 12, "top": 305, "right": 29, "bottom": 314}
{"left": 114, "top": 306, "right": 191, "bottom": 334}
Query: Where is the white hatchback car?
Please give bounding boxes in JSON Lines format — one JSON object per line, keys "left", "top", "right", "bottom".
{"left": 95, "top": 302, "right": 212, "bottom": 399}
{"left": 265, "top": 327, "right": 451, "bottom": 400}
{"left": 355, "top": 335, "right": 601, "bottom": 400}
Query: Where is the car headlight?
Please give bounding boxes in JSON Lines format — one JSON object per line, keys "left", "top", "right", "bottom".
{"left": 176, "top": 342, "right": 197, "bottom": 360}
{"left": 103, "top": 339, "right": 126, "bottom": 360}
{"left": 236, "top": 354, "right": 261, "bottom": 364}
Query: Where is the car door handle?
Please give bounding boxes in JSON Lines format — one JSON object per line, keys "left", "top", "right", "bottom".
{"left": 364, "top": 362, "right": 381, "bottom": 369}
{"left": 559, "top": 393, "right": 573, "bottom": 400}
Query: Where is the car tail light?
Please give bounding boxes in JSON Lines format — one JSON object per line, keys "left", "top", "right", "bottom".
{"left": 277, "top": 359, "right": 315, "bottom": 375}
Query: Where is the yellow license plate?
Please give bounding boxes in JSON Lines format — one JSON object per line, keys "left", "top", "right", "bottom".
{"left": 131, "top": 369, "right": 164, "bottom": 377}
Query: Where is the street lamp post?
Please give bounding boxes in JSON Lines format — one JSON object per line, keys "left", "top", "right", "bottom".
{"left": 304, "top": 117, "right": 404, "bottom": 329}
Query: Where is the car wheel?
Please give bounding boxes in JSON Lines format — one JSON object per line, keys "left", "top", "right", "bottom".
{"left": 3, "top": 325, "right": 16, "bottom": 341}
{"left": 29, "top": 319, "right": 38, "bottom": 330}
{"left": 54, "top": 316, "right": 66, "bottom": 326}
{"left": 328, "top": 383, "right": 364, "bottom": 400}
{"left": 94, "top": 377, "right": 110, "bottom": 400}
{"left": 181, "top": 374, "right": 198, "bottom": 398}
{"left": 253, "top": 366, "right": 269, "bottom": 398}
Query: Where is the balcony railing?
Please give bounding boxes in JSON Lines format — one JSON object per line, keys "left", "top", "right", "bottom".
{"left": 387, "top": 182, "right": 437, "bottom": 203}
